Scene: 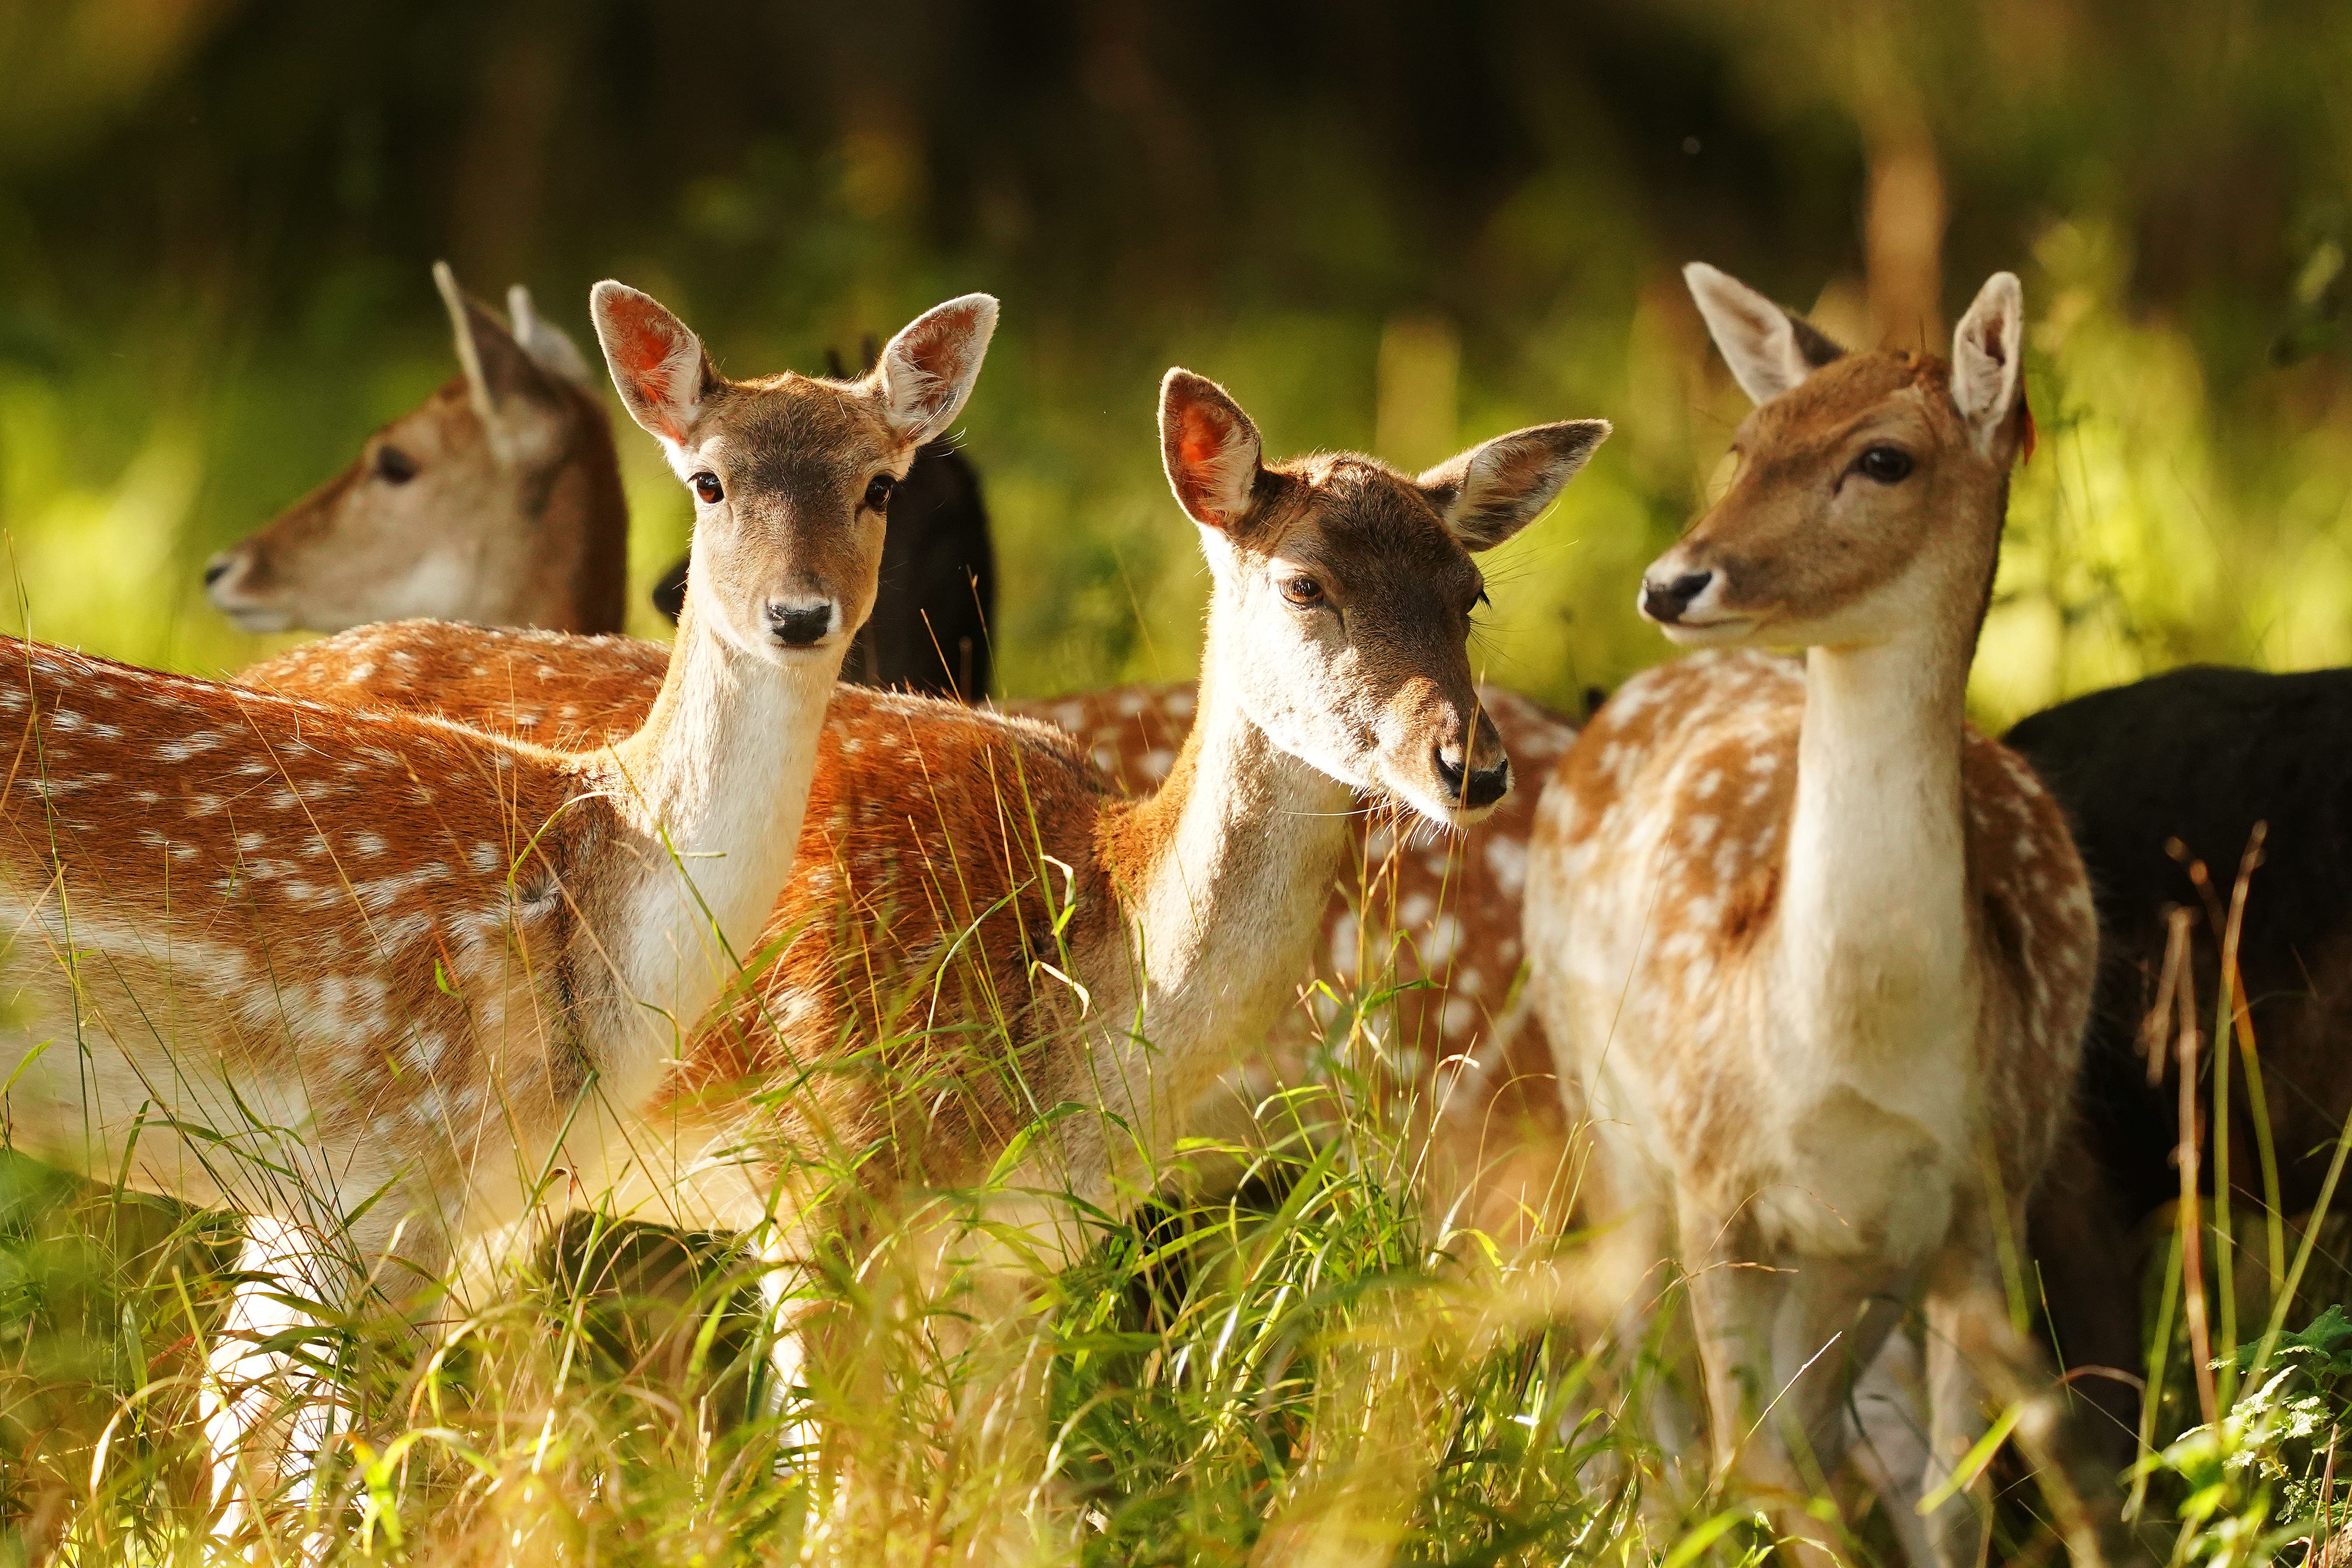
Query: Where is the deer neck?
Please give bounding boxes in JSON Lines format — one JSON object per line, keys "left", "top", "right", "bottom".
{"left": 481, "top": 393, "right": 632, "bottom": 635}
{"left": 1776, "top": 564, "right": 1987, "bottom": 1060}
{"left": 1102, "top": 632, "right": 1356, "bottom": 1076}
{"left": 597, "top": 595, "right": 842, "bottom": 1064}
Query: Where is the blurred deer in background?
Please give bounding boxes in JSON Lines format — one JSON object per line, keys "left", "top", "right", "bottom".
{"left": 1526, "top": 265, "right": 2128, "bottom": 1567}
{"left": 0, "top": 280, "right": 998, "bottom": 1533}
{"left": 242, "top": 372, "right": 1606, "bottom": 1546}
{"left": 206, "top": 263, "right": 997, "bottom": 699}
{"left": 204, "top": 263, "right": 629, "bottom": 637}
{"left": 2007, "top": 665, "right": 2352, "bottom": 1466}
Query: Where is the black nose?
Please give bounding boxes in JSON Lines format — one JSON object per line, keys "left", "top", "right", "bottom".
{"left": 203, "top": 555, "right": 234, "bottom": 588}
{"left": 1640, "top": 570, "right": 1714, "bottom": 624}
{"left": 766, "top": 601, "right": 835, "bottom": 647}
{"left": 1433, "top": 745, "right": 1511, "bottom": 811}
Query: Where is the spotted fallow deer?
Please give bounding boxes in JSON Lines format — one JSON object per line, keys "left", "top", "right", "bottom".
{"left": 1524, "top": 267, "right": 2123, "bottom": 1567}
{"left": 0, "top": 282, "right": 998, "bottom": 1524}
{"left": 205, "top": 263, "right": 630, "bottom": 636}
{"left": 241, "top": 378, "right": 1604, "bottom": 1519}
{"left": 246, "top": 642, "right": 1583, "bottom": 1242}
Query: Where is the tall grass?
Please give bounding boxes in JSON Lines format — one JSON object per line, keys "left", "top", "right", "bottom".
{"left": 8, "top": 210, "right": 2352, "bottom": 1568}
{"left": 0, "top": 805, "right": 2235, "bottom": 1568}
{"left": 0, "top": 853, "right": 1631, "bottom": 1565}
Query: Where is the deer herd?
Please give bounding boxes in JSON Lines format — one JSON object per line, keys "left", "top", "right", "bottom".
{"left": 5, "top": 252, "right": 2339, "bottom": 1565}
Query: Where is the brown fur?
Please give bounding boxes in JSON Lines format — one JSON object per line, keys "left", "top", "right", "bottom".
{"left": 208, "top": 284, "right": 629, "bottom": 636}
{"left": 1526, "top": 268, "right": 2119, "bottom": 1567}
{"left": 71, "top": 283, "right": 1001, "bottom": 1530}
{"left": 243, "top": 628, "right": 1582, "bottom": 1238}
{"left": 1546, "top": 649, "right": 2090, "bottom": 1206}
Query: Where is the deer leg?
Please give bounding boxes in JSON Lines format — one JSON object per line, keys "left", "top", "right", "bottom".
{"left": 1843, "top": 1326, "right": 1940, "bottom": 1568}
{"left": 1681, "top": 1197, "right": 1909, "bottom": 1566}
{"left": 1918, "top": 1247, "right": 2000, "bottom": 1568}
{"left": 201, "top": 1207, "right": 448, "bottom": 1549}
{"left": 1766, "top": 1253, "right": 1912, "bottom": 1564}
{"left": 1678, "top": 1204, "right": 1808, "bottom": 1512}
{"left": 1922, "top": 1217, "right": 2148, "bottom": 1568}
{"left": 751, "top": 1225, "right": 825, "bottom": 1465}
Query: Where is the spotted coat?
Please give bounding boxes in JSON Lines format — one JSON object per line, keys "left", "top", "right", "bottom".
{"left": 1533, "top": 649, "right": 2094, "bottom": 1244}
{"left": 0, "top": 637, "right": 628, "bottom": 1234}
{"left": 242, "top": 623, "right": 1578, "bottom": 1237}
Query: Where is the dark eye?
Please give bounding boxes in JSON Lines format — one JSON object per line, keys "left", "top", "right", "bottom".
{"left": 1280, "top": 575, "right": 1324, "bottom": 607}
{"left": 1856, "top": 446, "right": 1913, "bottom": 484}
{"left": 1474, "top": 587, "right": 1492, "bottom": 611}
{"left": 863, "top": 473, "right": 896, "bottom": 513}
{"left": 692, "top": 472, "right": 723, "bottom": 504}
{"left": 374, "top": 446, "right": 418, "bottom": 485}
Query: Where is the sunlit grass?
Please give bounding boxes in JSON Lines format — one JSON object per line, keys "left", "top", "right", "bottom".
{"left": 14, "top": 211, "right": 2352, "bottom": 722}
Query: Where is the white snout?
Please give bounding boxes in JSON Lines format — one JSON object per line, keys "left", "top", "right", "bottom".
{"left": 203, "top": 553, "right": 292, "bottom": 634}
{"left": 1639, "top": 563, "right": 1752, "bottom": 646}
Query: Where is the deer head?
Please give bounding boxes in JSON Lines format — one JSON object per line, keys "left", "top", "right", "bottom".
{"left": 1159, "top": 369, "right": 1605, "bottom": 826}
{"left": 594, "top": 286, "right": 997, "bottom": 664}
{"left": 205, "top": 263, "right": 617, "bottom": 633}
{"left": 1639, "top": 263, "right": 2031, "bottom": 652}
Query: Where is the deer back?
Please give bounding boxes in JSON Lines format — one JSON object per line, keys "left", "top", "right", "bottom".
{"left": 242, "top": 622, "right": 1578, "bottom": 1234}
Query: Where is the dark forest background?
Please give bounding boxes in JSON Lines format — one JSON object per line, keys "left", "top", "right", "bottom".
{"left": 3, "top": 0, "right": 2349, "bottom": 718}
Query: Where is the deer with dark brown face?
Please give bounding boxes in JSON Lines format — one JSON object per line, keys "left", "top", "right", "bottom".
{"left": 2, "top": 280, "right": 999, "bottom": 1535}
{"left": 207, "top": 263, "right": 997, "bottom": 699}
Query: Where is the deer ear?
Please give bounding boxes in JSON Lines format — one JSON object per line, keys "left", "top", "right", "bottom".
{"left": 872, "top": 294, "right": 999, "bottom": 446}
{"left": 1951, "top": 272, "right": 2027, "bottom": 460}
{"left": 1419, "top": 419, "right": 1610, "bottom": 551}
{"left": 590, "top": 280, "right": 719, "bottom": 446}
{"left": 1159, "top": 370, "right": 1265, "bottom": 529}
{"left": 1685, "top": 261, "right": 1845, "bottom": 405}
{"left": 504, "top": 283, "right": 595, "bottom": 388}
{"left": 435, "top": 262, "right": 564, "bottom": 459}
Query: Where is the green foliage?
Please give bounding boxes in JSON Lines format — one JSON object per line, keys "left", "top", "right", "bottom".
{"left": 2138, "top": 1310, "right": 2352, "bottom": 1568}
{"left": 6, "top": 3, "right": 2352, "bottom": 1561}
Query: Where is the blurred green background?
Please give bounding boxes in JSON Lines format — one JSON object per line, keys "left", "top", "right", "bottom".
{"left": 3, "top": 0, "right": 2351, "bottom": 724}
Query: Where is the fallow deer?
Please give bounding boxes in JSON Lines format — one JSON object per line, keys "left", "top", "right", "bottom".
{"left": 651, "top": 350, "right": 996, "bottom": 700}
{"left": 239, "top": 375, "right": 1606, "bottom": 1535}
{"left": 206, "top": 263, "right": 998, "bottom": 699}
{"left": 1524, "top": 266, "right": 2120, "bottom": 1566}
{"left": 245, "top": 640, "right": 1584, "bottom": 1243}
{"left": 0, "top": 281, "right": 999, "bottom": 1528}
{"left": 1038, "top": 680, "right": 1579, "bottom": 1238}
{"left": 204, "top": 264, "right": 630, "bottom": 637}
{"left": 2006, "top": 665, "right": 2352, "bottom": 1465}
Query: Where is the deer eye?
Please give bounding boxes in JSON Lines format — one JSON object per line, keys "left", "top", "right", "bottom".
{"left": 374, "top": 446, "right": 418, "bottom": 485}
{"left": 692, "top": 472, "right": 724, "bottom": 504}
{"left": 1279, "top": 575, "right": 1324, "bottom": 608}
{"left": 863, "top": 473, "right": 896, "bottom": 513}
{"left": 1856, "top": 446, "right": 1913, "bottom": 484}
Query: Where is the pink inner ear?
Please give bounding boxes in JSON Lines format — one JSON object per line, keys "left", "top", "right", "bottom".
{"left": 1979, "top": 318, "right": 2008, "bottom": 364}
{"left": 900, "top": 309, "right": 969, "bottom": 381}
{"left": 604, "top": 295, "right": 687, "bottom": 398}
{"left": 1177, "top": 405, "right": 1231, "bottom": 476}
